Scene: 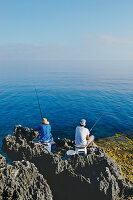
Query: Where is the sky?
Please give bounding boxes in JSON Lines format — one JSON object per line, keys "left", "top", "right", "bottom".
{"left": 0, "top": 0, "right": 133, "bottom": 61}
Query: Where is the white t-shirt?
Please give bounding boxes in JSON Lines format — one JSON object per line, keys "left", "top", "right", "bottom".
{"left": 75, "top": 126, "right": 90, "bottom": 146}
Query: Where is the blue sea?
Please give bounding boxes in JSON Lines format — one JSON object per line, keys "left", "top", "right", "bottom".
{"left": 0, "top": 60, "right": 133, "bottom": 155}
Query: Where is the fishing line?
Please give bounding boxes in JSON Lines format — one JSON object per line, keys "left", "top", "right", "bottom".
{"left": 89, "top": 112, "right": 105, "bottom": 132}
{"left": 34, "top": 87, "right": 43, "bottom": 120}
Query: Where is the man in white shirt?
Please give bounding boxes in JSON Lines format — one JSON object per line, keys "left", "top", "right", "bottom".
{"left": 75, "top": 119, "right": 94, "bottom": 147}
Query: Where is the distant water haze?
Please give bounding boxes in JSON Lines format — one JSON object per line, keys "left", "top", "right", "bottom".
{"left": 0, "top": 60, "right": 133, "bottom": 154}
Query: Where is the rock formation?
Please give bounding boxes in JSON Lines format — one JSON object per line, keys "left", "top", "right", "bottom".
{"left": 0, "top": 157, "right": 53, "bottom": 200}
{"left": 2, "top": 126, "right": 133, "bottom": 200}
{"left": 0, "top": 154, "right": 6, "bottom": 168}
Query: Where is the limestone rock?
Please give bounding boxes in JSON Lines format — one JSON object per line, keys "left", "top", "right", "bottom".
{"left": 2, "top": 126, "right": 133, "bottom": 200}
{"left": 0, "top": 154, "right": 6, "bottom": 168}
{"left": 0, "top": 160, "right": 53, "bottom": 200}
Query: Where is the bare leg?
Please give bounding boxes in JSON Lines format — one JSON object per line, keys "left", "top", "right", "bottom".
{"left": 88, "top": 139, "right": 94, "bottom": 147}
{"left": 87, "top": 135, "right": 95, "bottom": 147}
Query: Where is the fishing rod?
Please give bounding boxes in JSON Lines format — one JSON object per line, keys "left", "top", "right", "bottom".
{"left": 34, "top": 87, "right": 43, "bottom": 120}
{"left": 89, "top": 112, "right": 105, "bottom": 132}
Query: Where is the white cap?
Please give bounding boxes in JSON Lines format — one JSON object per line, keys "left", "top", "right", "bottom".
{"left": 80, "top": 119, "right": 86, "bottom": 126}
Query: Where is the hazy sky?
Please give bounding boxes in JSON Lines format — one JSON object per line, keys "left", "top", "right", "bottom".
{"left": 0, "top": 0, "right": 133, "bottom": 61}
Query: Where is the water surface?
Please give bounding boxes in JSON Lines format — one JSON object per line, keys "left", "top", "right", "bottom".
{"left": 0, "top": 60, "right": 133, "bottom": 155}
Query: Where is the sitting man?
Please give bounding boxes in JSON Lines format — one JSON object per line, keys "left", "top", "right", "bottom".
{"left": 75, "top": 119, "right": 95, "bottom": 150}
{"left": 31, "top": 118, "right": 53, "bottom": 143}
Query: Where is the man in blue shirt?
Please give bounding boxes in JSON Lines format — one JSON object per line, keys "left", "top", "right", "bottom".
{"left": 32, "top": 118, "right": 53, "bottom": 143}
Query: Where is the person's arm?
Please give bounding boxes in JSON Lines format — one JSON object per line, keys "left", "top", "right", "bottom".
{"left": 31, "top": 125, "right": 41, "bottom": 132}
{"left": 86, "top": 135, "right": 89, "bottom": 140}
{"left": 31, "top": 128, "right": 38, "bottom": 131}
{"left": 86, "top": 129, "right": 90, "bottom": 140}
{"left": 48, "top": 125, "right": 52, "bottom": 136}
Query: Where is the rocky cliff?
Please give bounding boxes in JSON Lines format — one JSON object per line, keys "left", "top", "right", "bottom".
{"left": 0, "top": 156, "right": 53, "bottom": 200}
{"left": 1, "top": 126, "right": 133, "bottom": 200}
{"left": 0, "top": 154, "right": 6, "bottom": 168}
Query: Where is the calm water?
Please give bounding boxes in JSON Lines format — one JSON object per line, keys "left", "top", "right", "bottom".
{"left": 0, "top": 60, "right": 133, "bottom": 155}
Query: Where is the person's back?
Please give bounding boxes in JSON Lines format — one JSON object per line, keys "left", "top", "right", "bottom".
{"left": 75, "top": 119, "right": 95, "bottom": 150}
{"left": 37, "top": 123, "right": 51, "bottom": 142}
{"left": 75, "top": 126, "right": 90, "bottom": 146}
{"left": 32, "top": 118, "right": 53, "bottom": 143}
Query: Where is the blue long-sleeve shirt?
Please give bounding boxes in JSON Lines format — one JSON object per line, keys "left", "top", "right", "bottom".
{"left": 37, "top": 124, "right": 52, "bottom": 143}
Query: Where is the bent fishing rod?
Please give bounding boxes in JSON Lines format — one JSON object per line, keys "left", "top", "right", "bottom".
{"left": 34, "top": 87, "right": 43, "bottom": 120}
{"left": 89, "top": 112, "right": 105, "bottom": 132}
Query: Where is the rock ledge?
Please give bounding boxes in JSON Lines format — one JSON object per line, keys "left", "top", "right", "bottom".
{"left": 2, "top": 126, "right": 133, "bottom": 200}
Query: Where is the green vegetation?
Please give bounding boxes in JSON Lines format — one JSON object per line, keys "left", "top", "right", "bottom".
{"left": 97, "top": 134, "right": 133, "bottom": 182}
